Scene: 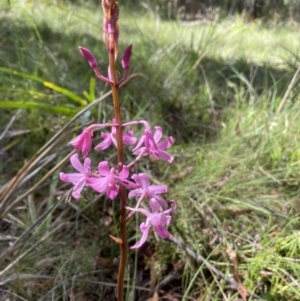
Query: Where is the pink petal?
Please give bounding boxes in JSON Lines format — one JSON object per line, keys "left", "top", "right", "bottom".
{"left": 153, "top": 126, "right": 163, "bottom": 143}
{"left": 165, "top": 215, "right": 172, "bottom": 225}
{"left": 118, "top": 165, "right": 129, "bottom": 179}
{"left": 72, "top": 177, "right": 86, "bottom": 199}
{"left": 60, "top": 172, "right": 82, "bottom": 183}
{"left": 70, "top": 154, "right": 85, "bottom": 174}
{"left": 157, "top": 136, "right": 174, "bottom": 150}
{"left": 98, "top": 161, "right": 111, "bottom": 176}
{"left": 83, "top": 157, "right": 91, "bottom": 172}
{"left": 70, "top": 134, "right": 84, "bottom": 150}
{"left": 154, "top": 224, "right": 171, "bottom": 239}
{"left": 158, "top": 150, "right": 174, "bottom": 163}
{"left": 107, "top": 184, "right": 119, "bottom": 200}
{"left": 82, "top": 132, "right": 93, "bottom": 158}
{"left": 132, "top": 147, "right": 146, "bottom": 157}
{"left": 149, "top": 198, "right": 160, "bottom": 212}
{"left": 149, "top": 184, "right": 167, "bottom": 195}
{"left": 120, "top": 178, "right": 138, "bottom": 189}
{"left": 132, "top": 135, "right": 145, "bottom": 153}
{"left": 134, "top": 173, "right": 149, "bottom": 190}
{"left": 152, "top": 195, "right": 168, "bottom": 209}
{"left": 128, "top": 188, "right": 142, "bottom": 198}
{"left": 95, "top": 134, "right": 112, "bottom": 150}
{"left": 130, "top": 222, "right": 150, "bottom": 249}
{"left": 60, "top": 172, "right": 69, "bottom": 182}
{"left": 144, "top": 131, "right": 159, "bottom": 157}
{"left": 123, "top": 131, "right": 137, "bottom": 145}
{"left": 128, "top": 207, "right": 151, "bottom": 218}
{"left": 87, "top": 177, "right": 110, "bottom": 193}
{"left": 111, "top": 124, "right": 117, "bottom": 134}
{"left": 164, "top": 200, "right": 177, "bottom": 214}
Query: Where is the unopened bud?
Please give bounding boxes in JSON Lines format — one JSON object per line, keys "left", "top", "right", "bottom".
{"left": 121, "top": 45, "right": 132, "bottom": 71}
{"left": 78, "top": 46, "right": 98, "bottom": 69}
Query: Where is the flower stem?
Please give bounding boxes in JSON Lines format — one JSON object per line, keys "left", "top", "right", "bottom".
{"left": 109, "top": 51, "right": 127, "bottom": 301}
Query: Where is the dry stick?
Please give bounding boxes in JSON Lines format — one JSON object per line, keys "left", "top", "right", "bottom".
{"left": 108, "top": 51, "right": 127, "bottom": 301}
{"left": 0, "top": 109, "right": 23, "bottom": 141}
{"left": 0, "top": 74, "right": 138, "bottom": 213}
{"left": 170, "top": 236, "right": 263, "bottom": 300}
{"left": 18, "top": 153, "right": 57, "bottom": 187}
{"left": 277, "top": 64, "right": 300, "bottom": 114}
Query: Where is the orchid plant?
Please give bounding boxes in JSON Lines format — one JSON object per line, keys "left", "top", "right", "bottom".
{"left": 59, "top": 1, "right": 176, "bottom": 300}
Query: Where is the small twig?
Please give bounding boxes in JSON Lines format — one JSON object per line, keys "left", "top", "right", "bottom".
{"left": 277, "top": 64, "right": 300, "bottom": 114}
{"left": 0, "top": 235, "right": 18, "bottom": 241}
{"left": 0, "top": 109, "right": 23, "bottom": 141}
{"left": 155, "top": 269, "right": 181, "bottom": 291}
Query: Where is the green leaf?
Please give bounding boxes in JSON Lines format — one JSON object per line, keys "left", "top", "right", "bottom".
{"left": 83, "top": 91, "right": 91, "bottom": 102}
{"left": 0, "top": 67, "right": 87, "bottom": 106}
{"left": 43, "top": 81, "right": 87, "bottom": 106}
{"left": 0, "top": 100, "right": 79, "bottom": 115}
{"left": 89, "top": 77, "right": 96, "bottom": 102}
{"left": 82, "top": 78, "right": 96, "bottom": 103}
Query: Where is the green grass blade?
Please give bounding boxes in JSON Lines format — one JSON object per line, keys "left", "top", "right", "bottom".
{"left": 0, "top": 67, "right": 87, "bottom": 106}
{"left": 89, "top": 77, "right": 96, "bottom": 102}
{"left": 43, "top": 81, "right": 87, "bottom": 106}
{"left": 0, "top": 100, "right": 78, "bottom": 115}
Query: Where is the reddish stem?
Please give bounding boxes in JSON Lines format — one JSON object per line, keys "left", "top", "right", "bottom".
{"left": 108, "top": 50, "right": 127, "bottom": 301}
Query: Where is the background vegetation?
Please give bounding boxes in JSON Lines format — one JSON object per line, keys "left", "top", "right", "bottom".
{"left": 1, "top": 0, "right": 300, "bottom": 300}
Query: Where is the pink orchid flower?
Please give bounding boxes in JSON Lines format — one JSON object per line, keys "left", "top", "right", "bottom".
{"left": 127, "top": 199, "right": 177, "bottom": 249}
{"left": 128, "top": 173, "right": 168, "bottom": 209}
{"left": 133, "top": 126, "right": 174, "bottom": 163}
{"left": 95, "top": 120, "right": 137, "bottom": 150}
{"left": 87, "top": 161, "right": 131, "bottom": 200}
{"left": 70, "top": 130, "right": 93, "bottom": 158}
{"left": 59, "top": 154, "right": 92, "bottom": 200}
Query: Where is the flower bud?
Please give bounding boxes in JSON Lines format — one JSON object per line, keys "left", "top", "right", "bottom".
{"left": 121, "top": 45, "right": 132, "bottom": 71}
{"left": 78, "top": 46, "right": 98, "bottom": 69}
